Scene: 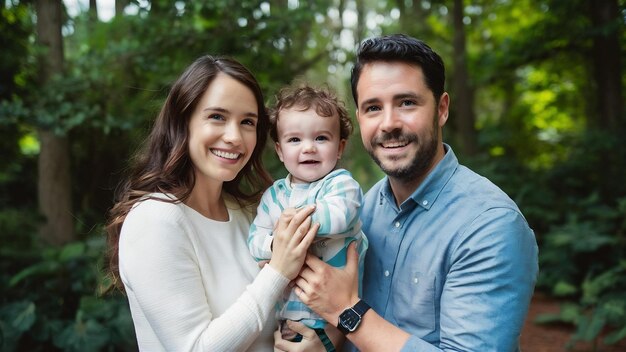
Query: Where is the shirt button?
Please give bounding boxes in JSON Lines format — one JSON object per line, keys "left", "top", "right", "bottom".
{"left": 413, "top": 277, "right": 419, "bottom": 284}
{"left": 384, "top": 270, "right": 390, "bottom": 277}
{"left": 422, "top": 200, "right": 428, "bottom": 206}
{"left": 394, "top": 221, "right": 401, "bottom": 228}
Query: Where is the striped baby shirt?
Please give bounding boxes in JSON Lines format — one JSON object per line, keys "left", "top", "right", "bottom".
{"left": 248, "top": 168, "right": 368, "bottom": 329}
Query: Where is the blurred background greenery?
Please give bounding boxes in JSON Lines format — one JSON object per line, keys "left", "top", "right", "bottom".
{"left": 0, "top": 0, "right": 624, "bottom": 350}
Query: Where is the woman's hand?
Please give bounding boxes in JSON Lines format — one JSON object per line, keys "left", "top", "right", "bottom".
{"left": 269, "top": 206, "right": 319, "bottom": 280}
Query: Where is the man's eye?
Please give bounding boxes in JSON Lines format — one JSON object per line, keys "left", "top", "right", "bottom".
{"left": 365, "top": 105, "right": 381, "bottom": 112}
{"left": 400, "top": 100, "right": 416, "bottom": 107}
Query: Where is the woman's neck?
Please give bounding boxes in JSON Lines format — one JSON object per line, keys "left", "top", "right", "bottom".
{"left": 185, "top": 180, "right": 229, "bottom": 221}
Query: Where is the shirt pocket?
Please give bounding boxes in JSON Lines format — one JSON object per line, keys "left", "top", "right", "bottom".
{"left": 392, "top": 271, "right": 437, "bottom": 334}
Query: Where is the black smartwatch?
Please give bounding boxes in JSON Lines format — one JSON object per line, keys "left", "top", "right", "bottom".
{"left": 337, "top": 299, "right": 370, "bottom": 334}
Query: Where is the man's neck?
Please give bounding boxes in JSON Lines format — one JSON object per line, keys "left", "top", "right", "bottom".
{"left": 388, "top": 175, "right": 424, "bottom": 207}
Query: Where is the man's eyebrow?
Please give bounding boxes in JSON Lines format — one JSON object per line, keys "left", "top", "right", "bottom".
{"left": 359, "top": 92, "right": 425, "bottom": 109}
{"left": 359, "top": 98, "right": 380, "bottom": 110}
{"left": 394, "top": 92, "right": 419, "bottom": 99}
{"left": 394, "top": 92, "right": 426, "bottom": 102}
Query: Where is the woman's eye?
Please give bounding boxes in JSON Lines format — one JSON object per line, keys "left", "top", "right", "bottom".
{"left": 209, "top": 114, "right": 225, "bottom": 121}
{"left": 242, "top": 118, "right": 256, "bottom": 127}
{"left": 365, "top": 105, "right": 381, "bottom": 112}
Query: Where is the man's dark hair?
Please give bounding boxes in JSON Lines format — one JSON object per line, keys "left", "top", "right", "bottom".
{"left": 350, "top": 34, "right": 446, "bottom": 104}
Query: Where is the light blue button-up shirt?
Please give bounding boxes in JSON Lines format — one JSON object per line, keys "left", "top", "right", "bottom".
{"left": 350, "top": 145, "right": 538, "bottom": 352}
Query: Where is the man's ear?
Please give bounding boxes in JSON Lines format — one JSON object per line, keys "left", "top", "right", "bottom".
{"left": 438, "top": 92, "right": 450, "bottom": 127}
{"left": 275, "top": 142, "right": 284, "bottom": 162}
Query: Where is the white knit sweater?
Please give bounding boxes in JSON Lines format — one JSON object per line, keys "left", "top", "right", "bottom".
{"left": 119, "top": 194, "right": 288, "bottom": 351}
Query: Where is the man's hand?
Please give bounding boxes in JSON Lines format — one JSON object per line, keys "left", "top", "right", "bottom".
{"left": 295, "top": 242, "right": 360, "bottom": 323}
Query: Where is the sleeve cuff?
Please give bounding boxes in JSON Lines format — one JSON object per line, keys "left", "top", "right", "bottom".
{"left": 252, "top": 264, "right": 290, "bottom": 301}
{"left": 261, "top": 236, "right": 273, "bottom": 259}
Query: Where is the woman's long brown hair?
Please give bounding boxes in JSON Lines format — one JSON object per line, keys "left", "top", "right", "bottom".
{"left": 104, "top": 56, "right": 272, "bottom": 291}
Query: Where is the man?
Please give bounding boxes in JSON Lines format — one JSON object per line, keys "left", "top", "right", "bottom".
{"left": 293, "top": 34, "right": 538, "bottom": 351}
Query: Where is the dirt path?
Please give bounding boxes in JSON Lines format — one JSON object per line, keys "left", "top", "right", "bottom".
{"left": 520, "top": 293, "right": 626, "bottom": 352}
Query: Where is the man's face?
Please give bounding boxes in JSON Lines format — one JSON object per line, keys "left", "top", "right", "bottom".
{"left": 355, "top": 61, "right": 449, "bottom": 182}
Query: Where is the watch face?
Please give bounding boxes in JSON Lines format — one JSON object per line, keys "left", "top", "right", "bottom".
{"left": 339, "top": 308, "right": 361, "bottom": 332}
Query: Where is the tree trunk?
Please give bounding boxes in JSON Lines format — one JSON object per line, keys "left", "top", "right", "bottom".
{"left": 36, "top": 0, "right": 74, "bottom": 245}
{"left": 88, "top": 0, "right": 98, "bottom": 22}
{"left": 37, "top": 131, "right": 74, "bottom": 245}
{"left": 149, "top": 0, "right": 169, "bottom": 17}
{"left": 355, "top": 0, "right": 365, "bottom": 45}
{"left": 115, "top": 0, "right": 129, "bottom": 16}
{"left": 397, "top": 0, "right": 426, "bottom": 36}
{"left": 589, "top": 0, "right": 622, "bottom": 131}
{"left": 452, "top": 0, "right": 478, "bottom": 155}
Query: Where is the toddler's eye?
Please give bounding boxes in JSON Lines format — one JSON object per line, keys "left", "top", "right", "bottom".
{"left": 287, "top": 137, "right": 300, "bottom": 143}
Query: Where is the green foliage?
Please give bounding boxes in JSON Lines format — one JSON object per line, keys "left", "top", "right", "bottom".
{"left": 1, "top": 74, "right": 109, "bottom": 136}
{"left": 535, "top": 262, "right": 626, "bottom": 348}
{"left": 0, "top": 213, "right": 136, "bottom": 351}
{"left": 0, "top": 3, "right": 34, "bottom": 100}
{"left": 527, "top": 132, "right": 626, "bottom": 347}
{"left": 1, "top": 0, "right": 625, "bottom": 349}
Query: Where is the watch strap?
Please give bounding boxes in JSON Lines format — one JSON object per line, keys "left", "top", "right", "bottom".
{"left": 337, "top": 299, "right": 370, "bottom": 334}
{"left": 352, "top": 299, "right": 370, "bottom": 317}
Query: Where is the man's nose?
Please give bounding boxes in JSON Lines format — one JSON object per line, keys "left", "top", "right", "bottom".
{"left": 380, "top": 109, "right": 402, "bottom": 132}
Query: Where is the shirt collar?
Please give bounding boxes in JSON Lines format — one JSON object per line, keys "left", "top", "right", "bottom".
{"left": 379, "top": 143, "right": 458, "bottom": 211}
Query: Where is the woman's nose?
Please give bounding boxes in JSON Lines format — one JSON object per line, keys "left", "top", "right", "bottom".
{"left": 223, "top": 123, "right": 243, "bottom": 145}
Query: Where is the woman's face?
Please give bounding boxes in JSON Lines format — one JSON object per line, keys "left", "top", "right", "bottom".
{"left": 188, "top": 73, "right": 259, "bottom": 185}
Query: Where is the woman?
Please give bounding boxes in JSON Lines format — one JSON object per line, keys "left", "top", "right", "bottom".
{"left": 106, "top": 55, "right": 319, "bottom": 351}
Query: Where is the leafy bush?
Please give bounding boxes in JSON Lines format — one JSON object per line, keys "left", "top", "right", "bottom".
{"left": 0, "top": 210, "right": 136, "bottom": 351}
{"left": 522, "top": 132, "right": 626, "bottom": 348}
{"left": 535, "top": 196, "right": 626, "bottom": 348}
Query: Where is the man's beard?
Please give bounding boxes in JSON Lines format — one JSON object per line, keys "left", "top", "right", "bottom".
{"left": 367, "top": 125, "right": 438, "bottom": 182}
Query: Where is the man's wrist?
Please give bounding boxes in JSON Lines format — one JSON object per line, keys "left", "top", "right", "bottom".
{"left": 337, "top": 299, "right": 370, "bottom": 335}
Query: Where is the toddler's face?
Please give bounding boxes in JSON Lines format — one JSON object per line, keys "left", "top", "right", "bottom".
{"left": 275, "top": 108, "right": 346, "bottom": 184}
